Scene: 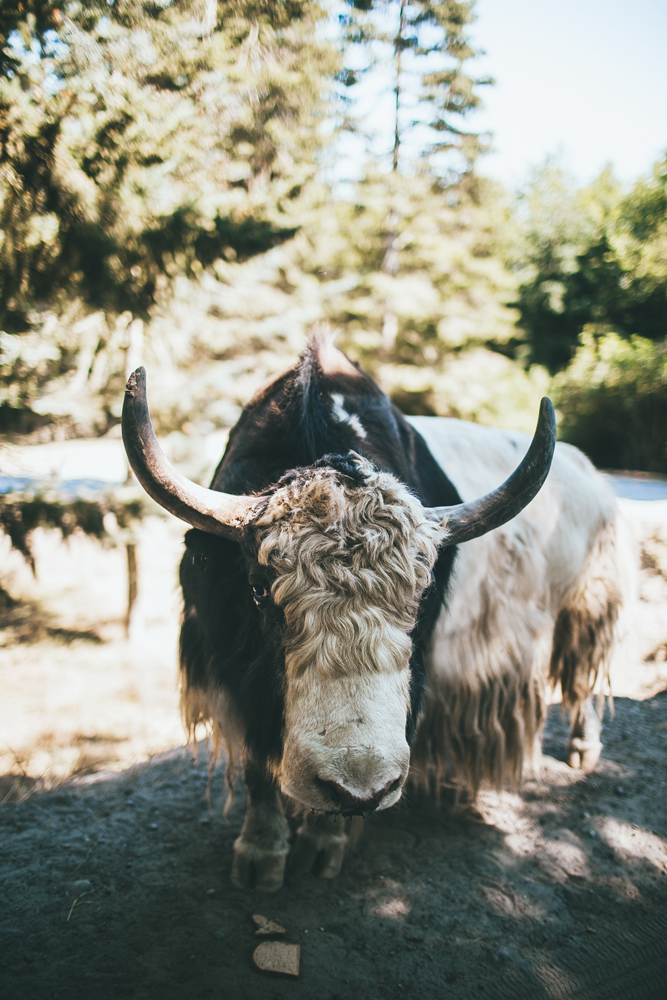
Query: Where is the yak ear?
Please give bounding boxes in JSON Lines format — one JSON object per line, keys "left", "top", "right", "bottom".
{"left": 122, "top": 367, "right": 259, "bottom": 539}
{"left": 425, "top": 398, "right": 557, "bottom": 545}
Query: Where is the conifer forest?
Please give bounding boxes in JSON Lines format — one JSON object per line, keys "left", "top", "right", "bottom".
{"left": 2, "top": 0, "right": 666, "bottom": 470}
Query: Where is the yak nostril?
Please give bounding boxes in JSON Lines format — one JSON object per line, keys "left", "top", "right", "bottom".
{"left": 384, "top": 775, "right": 402, "bottom": 798}
{"left": 321, "top": 779, "right": 365, "bottom": 812}
{"left": 317, "top": 775, "right": 402, "bottom": 814}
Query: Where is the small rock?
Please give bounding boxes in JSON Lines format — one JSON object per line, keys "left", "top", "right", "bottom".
{"left": 252, "top": 942, "right": 300, "bottom": 978}
{"left": 206, "top": 888, "right": 215, "bottom": 895}
{"left": 149, "top": 823, "right": 158, "bottom": 830}
{"left": 72, "top": 880, "right": 92, "bottom": 893}
{"left": 253, "top": 914, "right": 287, "bottom": 937}
{"left": 615, "top": 786, "right": 624, "bottom": 795}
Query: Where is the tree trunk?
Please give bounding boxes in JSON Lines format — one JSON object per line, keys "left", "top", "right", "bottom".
{"left": 392, "top": 0, "right": 408, "bottom": 174}
{"left": 381, "top": 0, "right": 408, "bottom": 360}
{"left": 124, "top": 316, "right": 144, "bottom": 637}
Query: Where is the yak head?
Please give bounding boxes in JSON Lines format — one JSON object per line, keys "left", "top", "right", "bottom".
{"left": 242, "top": 455, "right": 442, "bottom": 813}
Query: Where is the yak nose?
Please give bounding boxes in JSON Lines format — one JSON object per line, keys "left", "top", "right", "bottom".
{"left": 318, "top": 775, "right": 402, "bottom": 814}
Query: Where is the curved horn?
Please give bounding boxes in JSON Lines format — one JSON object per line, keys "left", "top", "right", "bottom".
{"left": 427, "top": 397, "right": 557, "bottom": 545}
{"left": 122, "top": 368, "right": 258, "bottom": 540}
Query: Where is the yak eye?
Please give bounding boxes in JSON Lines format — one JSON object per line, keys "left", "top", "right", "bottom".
{"left": 251, "top": 582, "right": 271, "bottom": 605}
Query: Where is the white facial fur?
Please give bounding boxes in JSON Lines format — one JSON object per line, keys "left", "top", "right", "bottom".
{"left": 279, "top": 670, "right": 412, "bottom": 811}
{"left": 250, "top": 456, "right": 445, "bottom": 812}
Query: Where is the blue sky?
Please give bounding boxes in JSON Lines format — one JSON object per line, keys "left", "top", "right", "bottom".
{"left": 470, "top": 0, "right": 667, "bottom": 187}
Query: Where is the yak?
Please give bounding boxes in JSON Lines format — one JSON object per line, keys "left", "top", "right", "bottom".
{"left": 122, "top": 333, "right": 627, "bottom": 891}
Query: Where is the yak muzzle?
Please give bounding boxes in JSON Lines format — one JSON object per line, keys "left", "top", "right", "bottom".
{"left": 315, "top": 774, "right": 404, "bottom": 815}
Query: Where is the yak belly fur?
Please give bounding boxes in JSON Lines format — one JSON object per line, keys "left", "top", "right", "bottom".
{"left": 409, "top": 416, "right": 630, "bottom": 792}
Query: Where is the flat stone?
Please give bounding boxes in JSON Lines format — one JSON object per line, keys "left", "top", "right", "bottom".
{"left": 252, "top": 914, "right": 287, "bottom": 937}
{"left": 252, "top": 942, "right": 300, "bottom": 977}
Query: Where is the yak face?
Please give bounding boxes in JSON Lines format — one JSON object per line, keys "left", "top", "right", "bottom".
{"left": 244, "top": 454, "right": 445, "bottom": 815}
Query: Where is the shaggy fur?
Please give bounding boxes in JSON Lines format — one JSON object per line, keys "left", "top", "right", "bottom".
{"left": 412, "top": 518, "right": 554, "bottom": 793}
{"left": 249, "top": 457, "right": 444, "bottom": 680}
{"left": 410, "top": 415, "right": 629, "bottom": 795}
{"left": 549, "top": 520, "right": 621, "bottom": 707}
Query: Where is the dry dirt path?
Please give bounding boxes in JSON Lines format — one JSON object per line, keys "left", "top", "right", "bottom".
{"left": 1, "top": 698, "right": 667, "bottom": 1000}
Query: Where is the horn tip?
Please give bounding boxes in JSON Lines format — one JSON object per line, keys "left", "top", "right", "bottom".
{"left": 539, "top": 396, "right": 557, "bottom": 429}
{"left": 125, "top": 367, "right": 146, "bottom": 395}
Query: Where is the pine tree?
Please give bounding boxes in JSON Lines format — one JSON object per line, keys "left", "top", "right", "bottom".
{"left": 0, "top": 0, "right": 337, "bottom": 431}
{"left": 324, "top": 0, "right": 515, "bottom": 385}
{"left": 337, "top": 0, "right": 489, "bottom": 178}
{"left": 297, "top": 168, "right": 545, "bottom": 430}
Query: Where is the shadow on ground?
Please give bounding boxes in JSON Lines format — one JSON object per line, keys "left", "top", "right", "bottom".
{"left": 1, "top": 696, "right": 667, "bottom": 1000}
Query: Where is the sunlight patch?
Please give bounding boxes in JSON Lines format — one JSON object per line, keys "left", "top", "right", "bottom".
{"left": 373, "top": 897, "right": 411, "bottom": 919}
{"left": 601, "top": 817, "right": 667, "bottom": 874}
{"left": 542, "top": 839, "right": 590, "bottom": 882}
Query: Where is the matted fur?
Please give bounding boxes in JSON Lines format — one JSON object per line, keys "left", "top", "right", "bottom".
{"left": 180, "top": 682, "right": 245, "bottom": 800}
{"left": 412, "top": 518, "right": 554, "bottom": 794}
{"left": 549, "top": 519, "right": 622, "bottom": 708}
{"left": 412, "top": 514, "right": 627, "bottom": 796}
{"left": 404, "top": 414, "right": 632, "bottom": 799}
{"left": 409, "top": 429, "right": 628, "bottom": 797}
{"left": 249, "top": 456, "right": 445, "bottom": 679}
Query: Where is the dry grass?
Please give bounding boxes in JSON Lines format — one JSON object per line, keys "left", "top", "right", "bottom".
{"left": 0, "top": 515, "right": 187, "bottom": 786}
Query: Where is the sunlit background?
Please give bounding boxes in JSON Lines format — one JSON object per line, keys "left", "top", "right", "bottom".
{"left": 472, "top": 0, "right": 667, "bottom": 186}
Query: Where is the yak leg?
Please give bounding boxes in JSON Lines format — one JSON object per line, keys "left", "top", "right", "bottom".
{"left": 290, "top": 813, "right": 349, "bottom": 879}
{"left": 231, "top": 757, "right": 289, "bottom": 892}
{"left": 566, "top": 697, "right": 602, "bottom": 772}
{"left": 551, "top": 520, "right": 622, "bottom": 773}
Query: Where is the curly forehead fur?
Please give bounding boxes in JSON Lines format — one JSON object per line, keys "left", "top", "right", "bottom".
{"left": 249, "top": 454, "right": 446, "bottom": 678}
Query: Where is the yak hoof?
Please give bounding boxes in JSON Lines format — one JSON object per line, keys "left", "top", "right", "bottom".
{"left": 566, "top": 738, "right": 602, "bottom": 772}
{"left": 231, "top": 838, "right": 288, "bottom": 893}
{"left": 290, "top": 818, "right": 348, "bottom": 879}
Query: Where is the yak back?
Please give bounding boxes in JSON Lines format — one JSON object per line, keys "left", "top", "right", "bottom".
{"left": 209, "top": 338, "right": 461, "bottom": 508}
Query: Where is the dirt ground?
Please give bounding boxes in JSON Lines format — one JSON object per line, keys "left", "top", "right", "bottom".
{"left": 2, "top": 460, "right": 667, "bottom": 1000}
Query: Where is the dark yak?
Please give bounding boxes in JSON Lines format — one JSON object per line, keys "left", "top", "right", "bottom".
{"left": 122, "top": 333, "right": 626, "bottom": 891}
